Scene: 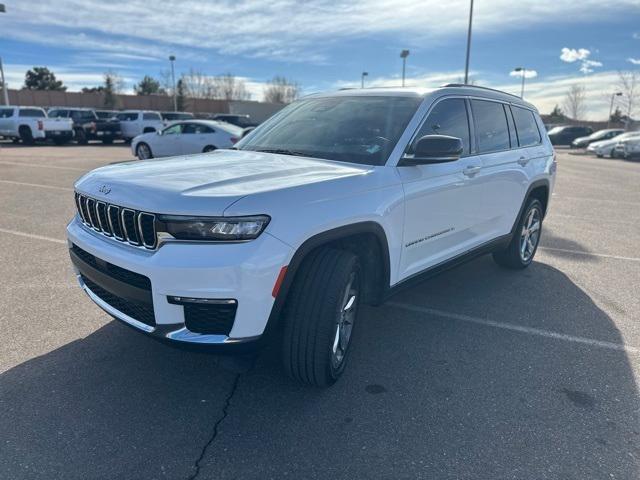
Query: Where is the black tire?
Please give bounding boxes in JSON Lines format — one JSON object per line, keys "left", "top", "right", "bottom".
{"left": 136, "top": 142, "right": 153, "bottom": 160}
{"left": 596, "top": 154, "right": 603, "bottom": 158}
{"left": 281, "top": 248, "right": 361, "bottom": 387}
{"left": 493, "top": 198, "right": 543, "bottom": 269}
{"left": 19, "top": 126, "right": 34, "bottom": 145}
{"left": 75, "top": 128, "right": 88, "bottom": 145}
{"left": 203, "top": 145, "right": 216, "bottom": 153}
{"left": 53, "top": 138, "right": 67, "bottom": 146}
{"left": 102, "top": 138, "right": 114, "bottom": 144}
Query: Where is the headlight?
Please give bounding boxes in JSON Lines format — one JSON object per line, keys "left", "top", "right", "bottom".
{"left": 158, "top": 215, "right": 270, "bottom": 241}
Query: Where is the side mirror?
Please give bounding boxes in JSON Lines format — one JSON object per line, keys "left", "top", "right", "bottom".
{"left": 400, "top": 135, "right": 463, "bottom": 166}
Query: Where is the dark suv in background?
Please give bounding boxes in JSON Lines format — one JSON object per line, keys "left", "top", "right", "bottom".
{"left": 48, "top": 108, "right": 122, "bottom": 144}
{"left": 210, "top": 113, "right": 258, "bottom": 128}
{"left": 547, "top": 125, "right": 593, "bottom": 146}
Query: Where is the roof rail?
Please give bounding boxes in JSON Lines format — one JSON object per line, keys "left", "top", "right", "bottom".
{"left": 443, "top": 83, "right": 522, "bottom": 100}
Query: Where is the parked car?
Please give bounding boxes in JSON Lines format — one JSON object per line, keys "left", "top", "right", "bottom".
{"left": 614, "top": 136, "right": 640, "bottom": 160}
{"left": 68, "top": 85, "right": 555, "bottom": 387}
{"left": 571, "top": 128, "right": 625, "bottom": 149}
{"left": 116, "top": 110, "right": 164, "bottom": 141}
{"left": 0, "top": 106, "right": 73, "bottom": 145}
{"left": 210, "top": 113, "right": 258, "bottom": 128}
{"left": 587, "top": 131, "right": 640, "bottom": 157}
{"left": 94, "top": 110, "right": 118, "bottom": 120}
{"left": 547, "top": 125, "right": 593, "bottom": 146}
{"left": 48, "top": 108, "right": 122, "bottom": 144}
{"left": 132, "top": 120, "right": 243, "bottom": 159}
{"left": 161, "top": 111, "right": 195, "bottom": 123}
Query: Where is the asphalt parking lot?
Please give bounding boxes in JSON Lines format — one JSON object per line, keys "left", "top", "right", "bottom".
{"left": 1, "top": 142, "right": 639, "bottom": 479}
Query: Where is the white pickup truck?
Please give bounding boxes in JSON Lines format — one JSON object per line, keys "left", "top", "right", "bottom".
{"left": 0, "top": 106, "right": 74, "bottom": 144}
{"left": 115, "top": 110, "right": 164, "bottom": 141}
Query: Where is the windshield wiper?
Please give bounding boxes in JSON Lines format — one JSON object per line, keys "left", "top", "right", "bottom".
{"left": 252, "top": 148, "right": 316, "bottom": 158}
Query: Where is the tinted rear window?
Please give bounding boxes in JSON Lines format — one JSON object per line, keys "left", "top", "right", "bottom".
{"left": 19, "top": 108, "right": 46, "bottom": 118}
{"left": 143, "top": 112, "right": 161, "bottom": 121}
{"left": 117, "top": 113, "right": 138, "bottom": 121}
{"left": 471, "top": 100, "right": 510, "bottom": 153}
{"left": 0, "top": 108, "right": 14, "bottom": 118}
{"left": 511, "top": 106, "right": 541, "bottom": 147}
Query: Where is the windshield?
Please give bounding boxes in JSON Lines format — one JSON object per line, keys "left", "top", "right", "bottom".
{"left": 237, "top": 95, "right": 423, "bottom": 165}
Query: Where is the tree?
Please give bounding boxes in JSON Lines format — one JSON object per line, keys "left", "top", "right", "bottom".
{"left": 609, "top": 106, "right": 624, "bottom": 125}
{"left": 563, "top": 84, "right": 587, "bottom": 120}
{"left": 82, "top": 86, "right": 105, "bottom": 93}
{"left": 181, "top": 68, "right": 216, "bottom": 99}
{"left": 103, "top": 71, "right": 124, "bottom": 109}
{"left": 617, "top": 71, "right": 639, "bottom": 122}
{"left": 212, "top": 73, "right": 251, "bottom": 101}
{"left": 176, "top": 79, "right": 187, "bottom": 111}
{"left": 23, "top": 67, "right": 66, "bottom": 91}
{"left": 263, "top": 76, "right": 300, "bottom": 104}
{"left": 548, "top": 105, "right": 566, "bottom": 122}
{"left": 134, "top": 75, "right": 166, "bottom": 96}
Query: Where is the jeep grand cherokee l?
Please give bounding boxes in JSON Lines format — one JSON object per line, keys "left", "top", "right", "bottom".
{"left": 68, "top": 85, "right": 555, "bottom": 387}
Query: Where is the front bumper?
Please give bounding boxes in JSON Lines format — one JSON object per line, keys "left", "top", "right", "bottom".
{"left": 67, "top": 217, "right": 292, "bottom": 345}
{"left": 45, "top": 130, "right": 73, "bottom": 140}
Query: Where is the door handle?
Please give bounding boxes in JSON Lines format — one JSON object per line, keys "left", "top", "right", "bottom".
{"left": 518, "top": 156, "right": 530, "bottom": 166}
{"left": 463, "top": 165, "right": 482, "bottom": 177}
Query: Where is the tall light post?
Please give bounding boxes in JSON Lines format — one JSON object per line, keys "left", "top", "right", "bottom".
{"left": 0, "top": 3, "right": 8, "bottom": 106}
{"left": 607, "top": 91, "right": 623, "bottom": 128}
{"left": 361, "top": 71, "right": 368, "bottom": 88}
{"left": 400, "top": 50, "right": 410, "bottom": 87}
{"left": 514, "top": 67, "right": 527, "bottom": 99}
{"left": 169, "top": 55, "right": 177, "bottom": 112}
{"left": 464, "top": 0, "right": 474, "bottom": 84}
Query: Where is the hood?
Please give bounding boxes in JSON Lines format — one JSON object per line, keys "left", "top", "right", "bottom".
{"left": 75, "top": 149, "right": 371, "bottom": 215}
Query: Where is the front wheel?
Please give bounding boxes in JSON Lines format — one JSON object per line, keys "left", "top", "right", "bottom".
{"left": 493, "top": 198, "right": 543, "bottom": 269}
{"left": 75, "top": 129, "right": 88, "bottom": 145}
{"left": 203, "top": 145, "right": 216, "bottom": 153}
{"left": 281, "top": 248, "right": 361, "bottom": 387}
{"left": 136, "top": 142, "right": 153, "bottom": 159}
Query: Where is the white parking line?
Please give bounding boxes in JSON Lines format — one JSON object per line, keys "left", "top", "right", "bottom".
{"left": 0, "top": 228, "right": 66, "bottom": 245}
{"left": 387, "top": 302, "right": 639, "bottom": 354}
{"left": 0, "top": 180, "right": 73, "bottom": 192}
{"left": 0, "top": 160, "right": 86, "bottom": 171}
{"left": 539, "top": 246, "right": 640, "bottom": 263}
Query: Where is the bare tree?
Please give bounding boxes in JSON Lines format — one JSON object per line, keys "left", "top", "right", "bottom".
{"left": 180, "top": 68, "right": 216, "bottom": 99}
{"left": 212, "top": 73, "right": 251, "bottom": 101}
{"left": 563, "top": 84, "right": 587, "bottom": 120}
{"left": 617, "top": 71, "right": 639, "bottom": 122}
{"left": 263, "top": 76, "right": 300, "bottom": 104}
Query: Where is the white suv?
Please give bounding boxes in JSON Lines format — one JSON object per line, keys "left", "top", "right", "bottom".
{"left": 68, "top": 85, "right": 556, "bottom": 386}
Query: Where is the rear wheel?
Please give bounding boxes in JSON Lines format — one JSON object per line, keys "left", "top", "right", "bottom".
{"left": 136, "top": 142, "right": 153, "bottom": 160}
{"left": 75, "top": 128, "right": 88, "bottom": 145}
{"left": 19, "top": 126, "right": 34, "bottom": 145}
{"left": 493, "top": 198, "right": 543, "bottom": 269}
{"left": 282, "top": 248, "right": 361, "bottom": 387}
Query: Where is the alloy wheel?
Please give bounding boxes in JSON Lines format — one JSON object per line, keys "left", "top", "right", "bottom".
{"left": 331, "top": 272, "right": 359, "bottom": 370}
{"left": 520, "top": 207, "right": 541, "bottom": 262}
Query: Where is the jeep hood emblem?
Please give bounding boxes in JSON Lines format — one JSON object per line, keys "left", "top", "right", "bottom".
{"left": 98, "top": 185, "right": 111, "bottom": 195}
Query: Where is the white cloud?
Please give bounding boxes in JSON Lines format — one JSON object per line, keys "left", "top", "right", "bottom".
{"left": 628, "top": 58, "right": 640, "bottom": 65}
{"left": 633, "top": 32, "right": 640, "bottom": 40}
{"left": 560, "top": 48, "right": 591, "bottom": 63}
{"left": 560, "top": 48, "right": 602, "bottom": 74}
{"left": 510, "top": 69, "right": 538, "bottom": 79}
{"left": 3, "top": 64, "right": 136, "bottom": 92}
{"left": 1, "top": 0, "right": 638, "bottom": 64}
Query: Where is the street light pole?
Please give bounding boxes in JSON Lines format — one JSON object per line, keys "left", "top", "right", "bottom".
{"left": 169, "top": 55, "right": 177, "bottom": 112}
{"left": 0, "top": 3, "right": 8, "bottom": 105}
{"left": 400, "top": 50, "right": 410, "bottom": 87}
{"left": 514, "top": 67, "right": 527, "bottom": 99}
{"left": 607, "top": 92, "right": 623, "bottom": 128}
{"left": 361, "top": 72, "right": 368, "bottom": 88}
{"left": 464, "top": 0, "right": 474, "bottom": 84}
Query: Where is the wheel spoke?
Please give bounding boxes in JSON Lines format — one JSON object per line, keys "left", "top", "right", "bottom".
{"left": 344, "top": 295, "right": 356, "bottom": 312}
{"left": 529, "top": 221, "right": 540, "bottom": 233}
{"left": 332, "top": 324, "right": 341, "bottom": 354}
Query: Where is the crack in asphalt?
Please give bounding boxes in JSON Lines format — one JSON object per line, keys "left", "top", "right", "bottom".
{"left": 186, "top": 358, "right": 254, "bottom": 480}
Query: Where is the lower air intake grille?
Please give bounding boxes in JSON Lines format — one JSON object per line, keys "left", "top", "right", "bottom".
{"left": 82, "top": 276, "right": 156, "bottom": 327}
{"left": 183, "top": 303, "right": 237, "bottom": 335}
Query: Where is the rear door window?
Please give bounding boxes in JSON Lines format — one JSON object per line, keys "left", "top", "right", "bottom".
{"left": 117, "top": 112, "right": 138, "bottom": 121}
{"left": 19, "top": 108, "right": 46, "bottom": 118}
{"left": 0, "top": 108, "right": 14, "bottom": 118}
{"left": 143, "top": 112, "right": 161, "bottom": 121}
{"left": 471, "top": 100, "right": 510, "bottom": 153}
{"left": 413, "top": 98, "right": 470, "bottom": 156}
{"left": 511, "top": 106, "right": 541, "bottom": 147}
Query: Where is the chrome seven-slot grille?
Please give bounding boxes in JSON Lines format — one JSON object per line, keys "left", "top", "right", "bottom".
{"left": 75, "top": 192, "right": 157, "bottom": 249}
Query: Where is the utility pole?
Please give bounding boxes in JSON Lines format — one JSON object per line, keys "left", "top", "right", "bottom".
{"left": 514, "top": 67, "right": 527, "bottom": 99}
{"left": 464, "top": 0, "right": 474, "bottom": 84}
{"left": 361, "top": 72, "right": 368, "bottom": 88}
{"left": 169, "top": 55, "right": 177, "bottom": 112}
{"left": 0, "top": 3, "right": 8, "bottom": 105}
{"left": 400, "top": 50, "right": 410, "bottom": 87}
{"left": 607, "top": 91, "right": 623, "bottom": 128}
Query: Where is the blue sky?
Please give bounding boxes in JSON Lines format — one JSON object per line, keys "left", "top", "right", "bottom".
{"left": 1, "top": 0, "right": 639, "bottom": 119}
